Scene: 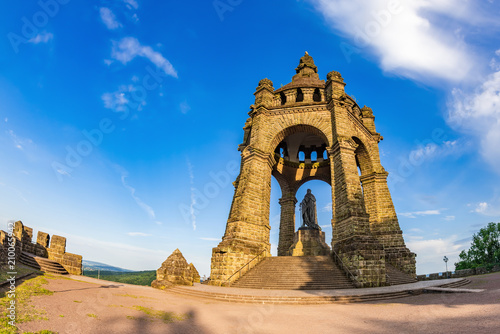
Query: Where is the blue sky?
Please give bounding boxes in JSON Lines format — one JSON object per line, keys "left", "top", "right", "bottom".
{"left": 1, "top": 0, "right": 500, "bottom": 277}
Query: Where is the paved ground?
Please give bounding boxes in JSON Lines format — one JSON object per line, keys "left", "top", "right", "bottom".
{"left": 12, "top": 272, "right": 500, "bottom": 334}
{"left": 174, "top": 277, "right": 474, "bottom": 297}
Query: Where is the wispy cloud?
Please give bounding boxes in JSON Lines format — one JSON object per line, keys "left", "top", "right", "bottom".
{"left": 7, "top": 129, "right": 33, "bottom": 150}
{"left": 127, "top": 232, "right": 151, "bottom": 237}
{"left": 322, "top": 202, "right": 332, "bottom": 212}
{"left": 443, "top": 215, "right": 455, "bottom": 221}
{"left": 123, "top": 0, "right": 139, "bottom": 10}
{"left": 399, "top": 209, "right": 441, "bottom": 219}
{"left": 28, "top": 32, "right": 53, "bottom": 44}
{"left": 118, "top": 167, "right": 156, "bottom": 220}
{"left": 187, "top": 158, "right": 197, "bottom": 230}
{"left": 100, "top": 7, "right": 122, "bottom": 30}
{"left": 111, "top": 37, "right": 178, "bottom": 78}
{"left": 180, "top": 101, "right": 191, "bottom": 114}
{"left": 102, "top": 84, "right": 146, "bottom": 113}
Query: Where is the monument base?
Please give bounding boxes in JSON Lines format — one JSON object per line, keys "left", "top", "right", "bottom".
{"left": 288, "top": 228, "right": 330, "bottom": 256}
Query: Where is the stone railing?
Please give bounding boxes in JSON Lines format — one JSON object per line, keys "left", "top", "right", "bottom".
{"left": 417, "top": 265, "right": 500, "bottom": 281}
{"left": 225, "top": 249, "right": 268, "bottom": 286}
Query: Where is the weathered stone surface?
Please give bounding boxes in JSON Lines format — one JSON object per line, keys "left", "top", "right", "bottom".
{"left": 210, "top": 53, "right": 416, "bottom": 287}
{"left": 475, "top": 267, "right": 487, "bottom": 275}
{"left": 453, "top": 269, "right": 475, "bottom": 278}
{"left": 190, "top": 263, "right": 201, "bottom": 283}
{"left": 152, "top": 249, "right": 197, "bottom": 289}
{"left": 288, "top": 229, "right": 330, "bottom": 256}
{"left": 0, "top": 221, "right": 82, "bottom": 275}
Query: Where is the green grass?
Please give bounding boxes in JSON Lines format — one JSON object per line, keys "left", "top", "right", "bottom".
{"left": 0, "top": 275, "right": 54, "bottom": 334}
{"left": 0, "top": 265, "right": 42, "bottom": 283}
{"left": 132, "top": 305, "right": 191, "bottom": 323}
{"left": 86, "top": 313, "right": 98, "bottom": 319}
{"left": 113, "top": 293, "right": 154, "bottom": 300}
{"left": 83, "top": 270, "right": 156, "bottom": 286}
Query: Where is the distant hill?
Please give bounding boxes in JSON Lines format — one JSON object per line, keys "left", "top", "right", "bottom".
{"left": 82, "top": 260, "right": 134, "bottom": 272}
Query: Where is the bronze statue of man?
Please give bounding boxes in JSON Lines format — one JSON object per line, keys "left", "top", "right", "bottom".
{"left": 300, "top": 189, "right": 320, "bottom": 230}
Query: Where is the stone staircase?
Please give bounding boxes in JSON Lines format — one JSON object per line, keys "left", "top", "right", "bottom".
{"left": 19, "top": 252, "right": 69, "bottom": 275}
{"left": 231, "top": 256, "right": 355, "bottom": 290}
{"left": 386, "top": 264, "right": 418, "bottom": 286}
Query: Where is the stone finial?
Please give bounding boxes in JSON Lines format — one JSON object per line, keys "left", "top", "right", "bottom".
{"left": 258, "top": 78, "right": 273, "bottom": 88}
{"left": 361, "top": 105, "right": 374, "bottom": 117}
{"left": 295, "top": 52, "right": 318, "bottom": 75}
{"left": 327, "top": 70, "right": 344, "bottom": 83}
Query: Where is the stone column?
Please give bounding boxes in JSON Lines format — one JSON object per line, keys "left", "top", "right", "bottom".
{"left": 361, "top": 171, "right": 416, "bottom": 275}
{"left": 210, "top": 147, "right": 273, "bottom": 286}
{"left": 330, "top": 138, "right": 386, "bottom": 287}
{"left": 284, "top": 90, "right": 297, "bottom": 105}
{"left": 302, "top": 88, "right": 315, "bottom": 102}
{"left": 277, "top": 195, "right": 297, "bottom": 256}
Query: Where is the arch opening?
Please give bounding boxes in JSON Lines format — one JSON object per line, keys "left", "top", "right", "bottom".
{"left": 280, "top": 92, "right": 286, "bottom": 105}
{"left": 296, "top": 88, "right": 304, "bottom": 102}
{"left": 313, "top": 88, "right": 321, "bottom": 102}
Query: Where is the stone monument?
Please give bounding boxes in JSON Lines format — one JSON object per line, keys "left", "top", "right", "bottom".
{"left": 210, "top": 52, "right": 416, "bottom": 287}
{"left": 288, "top": 189, "right": 330, "bottom": 256}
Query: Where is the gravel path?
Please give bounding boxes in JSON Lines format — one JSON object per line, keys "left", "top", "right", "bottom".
{"left": 14, "top": 272, "right": 500, "bottom": 334}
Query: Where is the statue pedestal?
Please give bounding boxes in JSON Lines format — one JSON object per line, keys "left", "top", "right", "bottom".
{"left": 288, "top": 228, "right": 330, "bottom": 256}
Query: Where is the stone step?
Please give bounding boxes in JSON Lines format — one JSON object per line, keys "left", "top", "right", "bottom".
{"left": 20, "top": 252, "right": 69, "bottom": 275}
{"left": 167, "top": 286, "right": 414, "bottom": 304}
{"left": 385, "top": 264, "right": 418, "bottom": 286}
{"left": 231, "top": 256, "right": 355, "bottom": 290}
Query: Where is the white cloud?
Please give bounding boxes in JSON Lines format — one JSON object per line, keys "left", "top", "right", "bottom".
{"left": 473, "top": 201, "right": 500, "bottom": 216}
{"left": 100, "top": 7, "right": 122, "bottom": 30}
{"left": 406, "top": 234, "right": 466, "bottom": 274}
{"left": 127, "top": 232, "right": 151, "bottom": 237}
{"left": 449, "top": 69, "right": 500, "bottom": 172}
{"left": 28, "top": 32, "right": 53, "bottom": 44}
{"left": 309, "top": 0, "right": 476, "bottom": 82}
{"left": 123, "top": 0, "right": 139, "bottom": 9}
{"left": 475, "top": 202, "right": 488, "bottom": 213}
{"left": 102, "top": 84, "right": 146, "bottom": 113}
{"left": 399, "top": 209, "right": 441, "bottom": 219}
{"left": 443, "top": 215, "right": 455, "bottom": 221}
{"left": 111, "top": 37, "right": 178, "bottom": 78}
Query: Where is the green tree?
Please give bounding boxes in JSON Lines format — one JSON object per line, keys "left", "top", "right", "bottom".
{"left": 455, "top": 222, "right": 500, "bottom": 270}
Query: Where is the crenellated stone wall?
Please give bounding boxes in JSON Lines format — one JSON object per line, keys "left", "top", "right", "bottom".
{"left": 0, "top": 221, "right": 82, "bottom": 275}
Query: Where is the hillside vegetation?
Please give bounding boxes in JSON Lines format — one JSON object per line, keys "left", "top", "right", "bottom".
{"left": 83, "top": 270, "right": 156, "bottom": 286}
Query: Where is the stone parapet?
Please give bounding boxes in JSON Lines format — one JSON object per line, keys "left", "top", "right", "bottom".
{"left": 0, "top": 220, "right": 82, "bottom": 275}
